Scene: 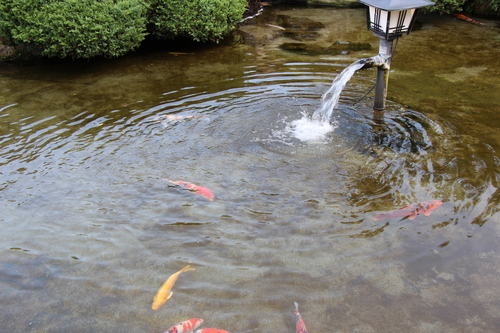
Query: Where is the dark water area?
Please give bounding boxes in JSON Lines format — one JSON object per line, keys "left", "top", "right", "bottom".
{"left": 1, "top": 6, "right": 500, "bottom": 333}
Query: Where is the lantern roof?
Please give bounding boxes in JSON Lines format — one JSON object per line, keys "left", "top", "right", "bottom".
{"left": 358, "top": 0, "right": 434, "bottom": 11}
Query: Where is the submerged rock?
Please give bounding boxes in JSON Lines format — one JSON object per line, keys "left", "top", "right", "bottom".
{"left": 280, "top": 41, "right": 371, "bottom": 55}
{"left": 277, "top": 15, "right": 326, "bottom": 41}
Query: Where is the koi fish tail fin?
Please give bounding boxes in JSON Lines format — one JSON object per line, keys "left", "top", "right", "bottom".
{"left": 180, "top": 264, "right": 196, "bottom": 273}
{"left": 294, "top": 302, "right": 299, "bottom": 311}
{"left": 374, "top": 213, "right": 387, "bottom": 220}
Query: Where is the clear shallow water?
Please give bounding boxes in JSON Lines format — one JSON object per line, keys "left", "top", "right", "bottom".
{"left": 1, "top": 6, "right": 500, "bottom": 333}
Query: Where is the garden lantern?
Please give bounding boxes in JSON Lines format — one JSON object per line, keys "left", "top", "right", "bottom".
{"left": 358, "top": 0, "right": 434, "bottom": 111}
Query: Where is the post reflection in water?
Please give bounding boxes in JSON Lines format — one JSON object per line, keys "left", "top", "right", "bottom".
{"left": 1, "top": 6, "right": 500, "bottom": 333}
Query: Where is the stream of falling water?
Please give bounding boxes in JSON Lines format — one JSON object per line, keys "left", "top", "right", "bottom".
{"left": 287, "top": 60, "right": 366, "bottom": 142}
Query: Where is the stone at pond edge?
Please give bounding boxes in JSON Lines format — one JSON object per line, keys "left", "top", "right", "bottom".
{"left": 0, "top": 44, "right": 16, "bottom": 59}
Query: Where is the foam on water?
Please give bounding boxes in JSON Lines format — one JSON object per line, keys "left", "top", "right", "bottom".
{"left": 286, "top": 112, "right": 337, "bottom": 143}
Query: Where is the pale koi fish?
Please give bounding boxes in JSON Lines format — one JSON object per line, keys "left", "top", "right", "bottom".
{"left": 294, "top": 302, "right": 308, "bottom": 333}
{"left": 196, "top": 329, "right": 232, "bottom": 333}
{"left": 163, "top": 318, "right": 204, "bottom": 333}
{"left": 265, "top": 23, "right": 286, "bottom": 30}
{"left": 152, "top": 265, "right": 196, "bottom": 310}
{"left": 154, "top": 115, "right": 205, "bottom": 128}
{"left": 374, "top": 200, "right": 443, "bottom": 221}
{"left": 165, "top": 179, "right": 214, "bottom": 201}
{"left": 154, "top": 115, "right": 203, "bottom": 122}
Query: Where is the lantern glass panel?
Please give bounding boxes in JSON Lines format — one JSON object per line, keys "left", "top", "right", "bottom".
{"left": 388, "top": 9, "right": 415, "bottom": 36}
{"left": 368, "top": 7, "right": 416, "bottom": 39}
{"left": 368, "top": 6, "right": 388, "bottom": 34}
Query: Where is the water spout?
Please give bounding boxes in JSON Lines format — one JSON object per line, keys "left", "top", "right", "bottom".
{"left": 311, "top": 51, "right": 392, "bottom": 123}
{"left": 311, "top": 60, "right": 367, "bottom": 122}
{"left": 289, "top": 45, "right": 394, "bottom": 142}
{"left": 359, "top": 55, "right": 387, "bottom": 70}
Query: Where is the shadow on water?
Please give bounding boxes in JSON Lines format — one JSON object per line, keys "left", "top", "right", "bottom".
{"left": 1, "top": 5, "right": 500, "bottom": 333}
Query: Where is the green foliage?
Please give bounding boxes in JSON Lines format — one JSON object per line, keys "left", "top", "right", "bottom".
{"left": 0, "top": 0, "right": 149, "bottom": 59}
{"left": 424, "top": 0, "right": 467, "bottom": 14}
{"left": 147, "top": 0, "right": 247, "bottom": 42}
{"left": 424, "top": 0, "right": 500, "bottom": 14}
{"left": 0, "top": 0, "right": 247, "bottom": 59}
{"left": 473, "top": 0, "right": 500, "bottom": 11}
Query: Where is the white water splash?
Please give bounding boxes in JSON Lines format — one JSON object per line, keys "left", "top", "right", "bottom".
{"left": 289, "top": 60, "right": 366, "bottom": 143}
{"left": 286, "top": 112, "right": 337, "bottom": 143}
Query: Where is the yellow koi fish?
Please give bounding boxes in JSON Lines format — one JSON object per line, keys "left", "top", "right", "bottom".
{"left": 152, "top": 265, "right": 196, "bottom": 310}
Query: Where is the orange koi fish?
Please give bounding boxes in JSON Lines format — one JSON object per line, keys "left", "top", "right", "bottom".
{"left": 164, "top": 318, "right": 204, "bottom": 333}
{"left": 165, "top": 179, "right": 214, "bottom": 201}
{"left": 152, "top": 265, "right": 196, "bottom": 310}
{"left": 374, "top": 200, "right": 442, "bottom": 221}
{"left": 294, "top": 302, "right": 308, "bottom": 333}
{"left": 195, "top": 329, "right": 232, "bottom": 333}
{"left": 454, "top": 14, "right": 483, "bottom": 25}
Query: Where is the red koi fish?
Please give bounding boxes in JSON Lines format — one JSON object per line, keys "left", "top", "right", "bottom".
{"left": 195, "top": 329, "right": 231, "bottom": 333}
{"left": 165, "top": 179, "right": 214, "bottom": 201}
{"left": 374, "top": 200, "right": 442, "bottom": 221}
{"left": 294, "top": 302, "right": 308, "bottom": 333}
{"left": 164, "top": 319, "right": 204, "bottom": 333}
{"left": 454, "top": 14, "right": 483, "bottom": 25}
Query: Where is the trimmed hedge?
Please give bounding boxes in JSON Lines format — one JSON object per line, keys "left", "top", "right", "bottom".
{"left": 0, "top": 0, "right": 247, "bottom": 59}
{"left": 0, "top": 0, "right": 149, "bottom": 59}
{"left": 147, "top": 0, "right": 247, "bottom": 42}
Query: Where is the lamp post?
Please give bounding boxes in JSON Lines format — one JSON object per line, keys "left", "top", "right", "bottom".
{"left": 358, "top": 0, "right": 434, "bottom": 111}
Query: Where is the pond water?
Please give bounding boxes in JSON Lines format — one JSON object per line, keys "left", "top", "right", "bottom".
{"left": 1, "top": 6, "right": 500, "bottom": 333}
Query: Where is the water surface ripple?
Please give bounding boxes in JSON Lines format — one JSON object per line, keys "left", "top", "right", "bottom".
{"left": 1, "top": 6, "right": 500, "bottom": 333}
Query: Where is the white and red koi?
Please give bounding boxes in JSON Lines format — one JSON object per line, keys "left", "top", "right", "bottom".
{"left": 164, "top": 318, "right": 204, "bottom": 333}
{"left": 195, "top": 329, "right": 231, "bottom": 333}
{"left": 294, "top": 302, "right": 308, "bottom": 333}
{"left": 165, "top": 179, "right": 214, "bottom": 201}
{"left": 152, "top": 265, "right": 196, "bottom": 310}
{"left": 374, "top": 200, "right": 442, "bottom": 221}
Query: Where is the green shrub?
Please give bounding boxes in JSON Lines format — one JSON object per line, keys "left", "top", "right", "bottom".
{"left": 472, "top": 0, "right": 500, "bottom": 11}
{"left": 424, "top": 0, "right": 467, "bottom": 14}
{"left": 147, "top": 0, "right": 247, "bottom": 42}
{"left": 424, "top": 0, "right": 500, "bottom": 14}
{"left": 0, "top": 0, "right": 149, "bottom": 59}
